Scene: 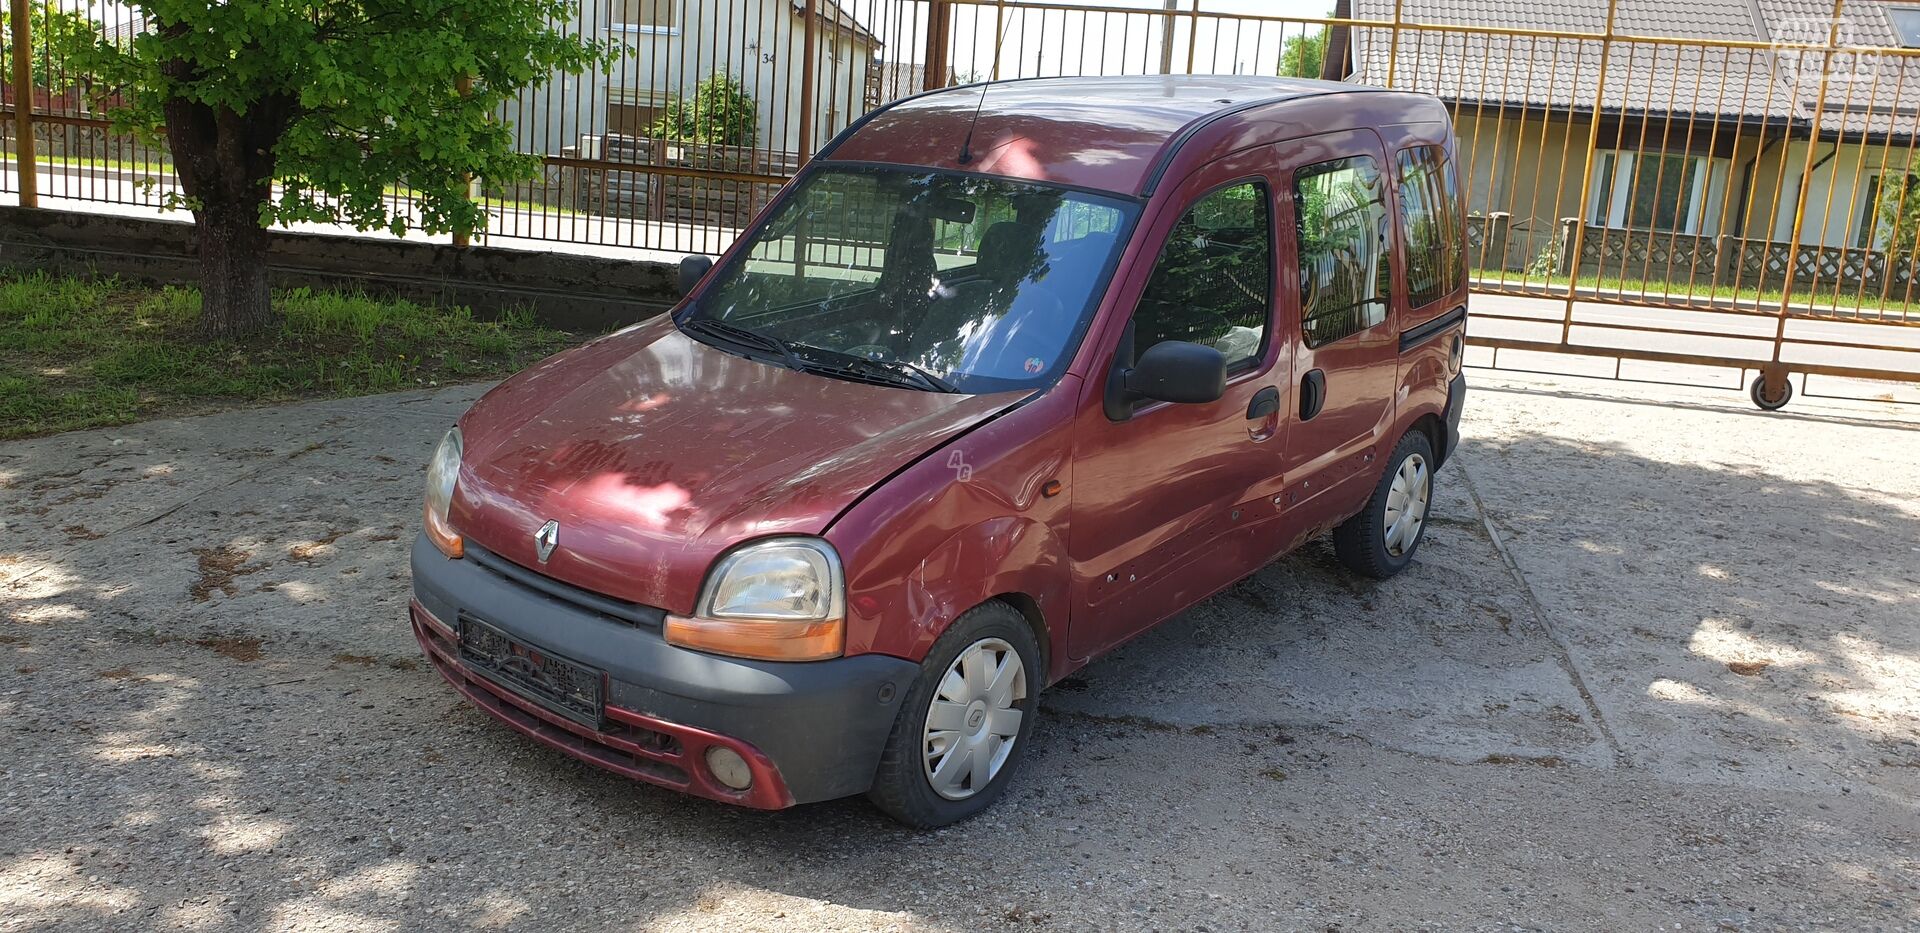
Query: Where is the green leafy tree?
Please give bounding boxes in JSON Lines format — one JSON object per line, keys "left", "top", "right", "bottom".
{"left": 1873, "top": 172, "right": 1920, "bottom": 258}
{"left": 1278, "top": 24, "right": 1328, "bottom": 79}
{"left": 0, "top": 5, "right": 101, "bottom": 94}
{"left": 648, "top": 73, "right": 757, "bottom": 147}
{"left": 75, "top": 0, "right": 608, "bottom": 336}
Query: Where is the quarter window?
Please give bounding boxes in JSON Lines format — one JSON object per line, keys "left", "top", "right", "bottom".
{"left": 1396, "top": 145, "right": 1465, "bottom": 309}
{"left": 1129, "top": 181, "right": 1273, "bottom": 368}
{"left": 1296, "top": 157, "right": 1391, "bottom": 348}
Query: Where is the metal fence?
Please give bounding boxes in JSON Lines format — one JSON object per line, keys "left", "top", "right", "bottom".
{"left": 4, "top": 0, "right": 1919, "bottom": 395}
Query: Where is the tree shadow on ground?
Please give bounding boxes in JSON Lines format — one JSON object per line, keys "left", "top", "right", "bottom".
{"left": 3, "top": 385, "right": 1918, "bottom": 929}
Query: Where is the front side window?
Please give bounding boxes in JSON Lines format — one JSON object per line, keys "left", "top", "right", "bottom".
{"left": 1296, "top": 156, "right": 1391, "bottom": 348}
{"left": 1397, "top": 145, "right": 1465, "bottom": 309}
{"left": 689, "top": 167, "right": 1135, "bottom": 393}
{"left": 1129, "top": 181, "right": 1273, "bottom": 368}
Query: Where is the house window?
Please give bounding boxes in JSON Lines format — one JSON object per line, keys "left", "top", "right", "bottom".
{"left": 1396, "top": 145, "right": 1465, "bottom": 309}
{"left": 1296, "top": 156, "right": 1391, "bottom": 348}
{"left": 1587, "top": 151, "right": 1716, "bottom": 234}
{"left": 1131, "top": 181, "right": 1273, "bottom": 368}
{"left": 1888, "top": 7, "right": 1920, "bottom": 47}
{"left": 614, "top": 0, "right": 676, "bottom": 31}
{"left": 1856, "top": 173, "right": 1920, "bottom": 248}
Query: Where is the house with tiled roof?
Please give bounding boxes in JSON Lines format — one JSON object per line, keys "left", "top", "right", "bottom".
{"left": 1327, "top": 0, "right": 1920, "bottom": 287}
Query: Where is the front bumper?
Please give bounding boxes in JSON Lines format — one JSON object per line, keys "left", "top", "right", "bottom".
{"left": 409, "top": 535, "right": 916, "bottom": 807}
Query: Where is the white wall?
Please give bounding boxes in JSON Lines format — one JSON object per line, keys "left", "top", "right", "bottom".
{"left": 496, "top": 0, "right": 877, "bottom": 156}
{"left": 502, "top": 0, "right": 611, "bottom": 157}
{"left": 1769, "top": 140, "right": 1919, "bottom": 248}
{"left": 604, "top": 1, "right": 878, "bottom": 153}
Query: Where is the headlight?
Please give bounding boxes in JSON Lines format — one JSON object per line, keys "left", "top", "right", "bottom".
{"left": 423, "top": 427, "right": 464, "bottom": 558}
{"left": 665, "top": 537, "right": 845, "bottom": 661}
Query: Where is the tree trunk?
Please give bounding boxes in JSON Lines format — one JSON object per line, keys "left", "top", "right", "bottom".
{"left": 192, "top": 203, "right": 273, "bottom": 337}
{"left": 158, "top": 35, "right": 296, "bottom": 338}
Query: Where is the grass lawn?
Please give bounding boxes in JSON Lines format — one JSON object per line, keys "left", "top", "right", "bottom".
{"left": 0, "top": 271, "right": 583, "bottom": 441}
{"left": 1471, "top": 266, "right": 1918, "bottom": 317}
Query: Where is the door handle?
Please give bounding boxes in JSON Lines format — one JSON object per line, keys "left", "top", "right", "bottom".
{"left": 1300, "top": 369, "right": 1326, "bottom": 421}
{"left": 1246, "top": 386, "right": 1280, "bottom": 420}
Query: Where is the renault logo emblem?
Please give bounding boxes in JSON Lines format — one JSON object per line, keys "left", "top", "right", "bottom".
{"left": 533, "top": 520, "right": 560, "bottom": 563}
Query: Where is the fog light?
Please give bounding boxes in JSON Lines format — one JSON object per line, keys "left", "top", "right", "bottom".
{"left": 704, "top": 746, "right": 753, "bottom": 791}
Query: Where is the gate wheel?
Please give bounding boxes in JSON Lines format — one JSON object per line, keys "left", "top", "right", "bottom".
{"left": 1750, "top": 373, "right": 1793, "bottom": 411}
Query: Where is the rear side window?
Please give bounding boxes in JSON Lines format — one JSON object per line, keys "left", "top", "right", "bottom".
{"left": 1295, "top": 157, "right": 1391, "bottom": 347}
{"left": 1130, "top": 181, "right": 1273, "bottom": 368}
{"left": 1396, "top": 145, "right": 1465, "bottom": 309}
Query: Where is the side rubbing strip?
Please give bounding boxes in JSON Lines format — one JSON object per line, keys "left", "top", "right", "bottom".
{"left": 1399, "top": 305, "right": 1468, "bottom": 353}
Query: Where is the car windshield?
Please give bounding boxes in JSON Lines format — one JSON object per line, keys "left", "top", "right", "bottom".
{"left": 682, "top": 166, "right": 1137, "bottom": 394}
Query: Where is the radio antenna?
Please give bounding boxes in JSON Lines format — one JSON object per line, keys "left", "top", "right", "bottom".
{"left": 956, "top": 80, "right": 991, "bottom": 165}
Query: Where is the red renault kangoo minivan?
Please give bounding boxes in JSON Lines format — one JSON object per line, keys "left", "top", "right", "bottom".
{"left": 411, "top": 75, "right": 1469, "bottom": 827}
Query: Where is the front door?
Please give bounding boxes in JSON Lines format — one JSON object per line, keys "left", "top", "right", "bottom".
{"left": 1273, "top": 130, "right": 1403, "bottom": 534}
{"left": 1065, "top": 150, "right": 1291, "bottom": 660}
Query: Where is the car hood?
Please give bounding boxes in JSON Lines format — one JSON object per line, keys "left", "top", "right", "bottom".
{"left": 448, "top": 316, "right": 1027, "bottom": 614}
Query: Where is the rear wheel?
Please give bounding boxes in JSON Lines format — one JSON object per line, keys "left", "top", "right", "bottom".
{"left": 1332, "top": 430, "right": 1435, "bottom": 579}
{"left": 867, "top": 601, "right": 1041, "bottom": 828}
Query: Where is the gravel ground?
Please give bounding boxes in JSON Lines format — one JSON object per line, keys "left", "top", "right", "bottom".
{"left": 3, "top": 370, "right": 1917, "bottom": 932}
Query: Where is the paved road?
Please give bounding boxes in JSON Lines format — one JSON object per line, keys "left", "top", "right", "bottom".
{"left": 3, "top": 372, "right": 1917, "bottom": 930}
{"left": 1467, "top": 292, "right": 1920, "bottom": 381}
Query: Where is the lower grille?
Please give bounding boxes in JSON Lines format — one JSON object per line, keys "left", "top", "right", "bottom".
{"left": 413, "top": 605, "right": 688, "bottom": 786}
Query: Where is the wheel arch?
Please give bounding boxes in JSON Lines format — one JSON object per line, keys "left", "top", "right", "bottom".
{"left": 1410, "top": 411, "right": 1449, "bottom": 467}
{"left": 987, "top": 591, "right": 1053, "bottom": 684}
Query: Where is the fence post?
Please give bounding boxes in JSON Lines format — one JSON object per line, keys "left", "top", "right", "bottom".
{"left": 1158, "top": 0, "right": 1177, "bottom": 75}
{"left": 990, "top": 0, "right": 1006, "bottom": 81}
{"left": 453, "top": 72, "right": 473, "bottom": 248}
{"left": 8, "top": 0, "right": 36, "bottom": 208}
{"left": 1769, "top": 0, "right": 1845, "bottom": 391}
{"left": 1184, "top": 0, "right": 1200, "bottom": 75}
{"left": 798, "top": 0, "right": 818, "bottom": 163}
{"left": 1559, "top": 0, "right": 1620, "bottom": 344}
{"left": 1385, "top": 0, "right": 1404, "bottom": 87}
{"left": 924, "top": 0, "right": 952, "bottom": 91}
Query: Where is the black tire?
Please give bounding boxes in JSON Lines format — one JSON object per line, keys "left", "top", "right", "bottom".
{"left": 1750, "top": 373, "right": 1793, "bottom": 411}
{"left": 1332, "top": 430, "right": 1436, "bottom": 580}
{"left": 866, "top": 601, "right": 1042, "bottom": 829}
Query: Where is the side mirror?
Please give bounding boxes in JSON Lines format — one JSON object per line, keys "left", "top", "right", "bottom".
{"left": 677, "top": 255, "right": 713, "bottom": 297}
{"left": 1123, "top": 340, "right": 1227, "bottom": 406}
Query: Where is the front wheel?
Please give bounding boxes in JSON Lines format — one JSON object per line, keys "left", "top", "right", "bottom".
{"left": 867, "top": 601, "right": 1042, "bottom": 828}
{"left": 1332, "top": 430, "right": 1436, "bottom": 580}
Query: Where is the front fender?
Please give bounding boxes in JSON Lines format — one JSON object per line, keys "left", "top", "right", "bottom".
{"left": 827, "top": 383, "right": 1078, "bottom": 683}
{"left": 895, "top": 516, "right": 1069, "bottom": 674}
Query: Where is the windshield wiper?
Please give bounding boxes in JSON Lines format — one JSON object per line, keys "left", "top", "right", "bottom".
{"left": 788, "top": 344, "right": 958, "bottom": 393}
{"left": 853, "top": 357, "right": 958, "bottom": 393}
{"left": 679, "top": 317, "right": 801, "bottom": 370}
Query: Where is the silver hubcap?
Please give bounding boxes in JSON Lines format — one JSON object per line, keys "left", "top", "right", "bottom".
{"left": 922, "top": 637, "right": 1027, "bottom": 801}
{"left": 1384, "top": 452, "right": 1430, "bottom": 558}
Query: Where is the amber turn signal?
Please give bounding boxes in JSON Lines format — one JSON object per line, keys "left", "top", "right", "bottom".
{"left": 664, "top": 614, "right": 844, "bottom": 662}
{"left": 423, "top": 501, "right": 464, "bottom": 559}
